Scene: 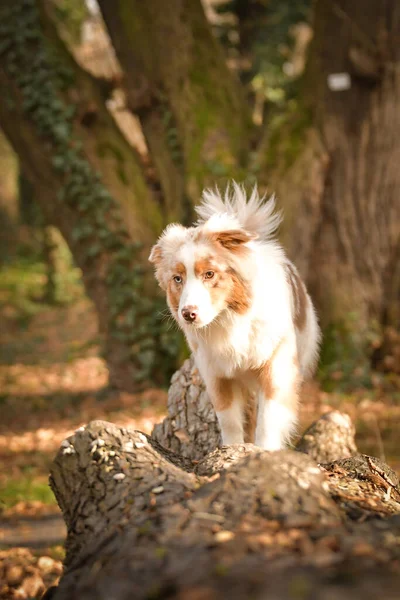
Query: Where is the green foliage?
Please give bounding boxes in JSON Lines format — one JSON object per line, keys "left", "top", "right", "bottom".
{"left": 45, "top": 228, "right": 85, "bottom": 304}
{"left": 96, "top": 142, "right": 129, "bottom": 185}
{"left": 0, "top": 0, "right": 180, "bottom": 387}
{"left": 213, "top": 0, "right": 312, "bottom": 103}
{"left": 161, "top": 101, "right": 184, "bottom": 168}
{"left": 264, "top": 98, "right": 312, "bottom": 170}
{"left": 0, "top": 258, "right": 47, "bottom": 322}
{"left": 318, "top": 315, "right": 381, "bottom": 392}
{"left": 0, "top": 236, "right": 83, "bottom": 326}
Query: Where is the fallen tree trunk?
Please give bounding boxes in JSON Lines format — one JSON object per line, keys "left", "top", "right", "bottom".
{"left": 47, "top": 406, "right": 400, "bottom": 600}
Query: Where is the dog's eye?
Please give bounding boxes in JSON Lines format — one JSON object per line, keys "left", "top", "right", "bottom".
{"left": 173, "top": 275, "right": 182, "bottom": 284}
{"left": 204, "top": 271, "right": 214, "bottom": 279}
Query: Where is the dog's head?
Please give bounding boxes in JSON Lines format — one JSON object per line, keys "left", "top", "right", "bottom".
{"left": 149, "top": 217, "right": 255, "bottom": 329}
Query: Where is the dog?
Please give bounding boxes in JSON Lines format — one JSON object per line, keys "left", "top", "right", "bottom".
{"left": 149, "top": 183, "right": 320, "bottom": 450}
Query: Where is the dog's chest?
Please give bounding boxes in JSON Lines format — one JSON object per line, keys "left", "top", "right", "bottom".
{"left": 194, "top": 318, "right": 277, "bottom": 378}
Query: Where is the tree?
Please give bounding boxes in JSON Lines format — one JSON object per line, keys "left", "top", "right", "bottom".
{"left": 268, "top": 0, "right": 400, "bottom": 344}
{"left": 97, "top": 0, "right": 251, "bottom": 218}
{"left": 0, "top": 0, "right": 175, "bottom": 390}
{"left": 0, "top": 0, "right": 255, "bottom": 391}
{"left": 1, "top": 0, "right": 399, "bottom": 390}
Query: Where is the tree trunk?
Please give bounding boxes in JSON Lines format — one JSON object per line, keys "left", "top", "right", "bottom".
{"left": 0, "top": 0, "right": 173, "bottom": 390}
{"left": 269, "top": 0, "right": 400, "bottom": 336}
{"left": 46, "top": 415, "right": 400, "bottom": 600}
{"left": 98, "top": 0, "right": 251, "bottom": 218}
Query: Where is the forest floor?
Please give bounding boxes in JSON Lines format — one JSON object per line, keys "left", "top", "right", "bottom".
{"left": 0, "top": 256, "right": 399, "bottom": 599}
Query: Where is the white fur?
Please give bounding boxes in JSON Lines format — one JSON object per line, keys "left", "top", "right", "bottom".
{"left": 216, "top": 400, "right": 244, "bottom": 445}
{"left": 150, "top": 183, "right": 321, "bottom": 450}
{"left": 254, "top": 336, "right": 298, "bottom": 449}
{"left": 175, "top": 243, "right": 219, "bottom": 328}
{"left": 197, "top": 181, "right": 282, "bottom": 242}
{"left": 255, "top": 399, "right": 296, "bottom": 451}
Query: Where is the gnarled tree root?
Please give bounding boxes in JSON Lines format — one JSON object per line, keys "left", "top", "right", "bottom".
{"left": 47, "top": 410, "right": 400, "bottom": 600}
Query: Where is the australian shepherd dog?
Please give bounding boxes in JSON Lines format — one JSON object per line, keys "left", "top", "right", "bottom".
{"left": 149, "top": 183, "right": 320, "bottom": 451}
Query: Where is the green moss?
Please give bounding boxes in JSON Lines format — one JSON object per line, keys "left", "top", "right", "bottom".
{"left": 96, "top": 141, "right": 129, "bottom": 184}
{"left": 287, "top": 575, "right": 312, "bottom": 599}
{"left": 214, "top": 563, "right": 229, "bottom": 577}
{"left": 265, "top": 99, "right": 312, "bottom": 172}
{"left": 159, "top": 98, "right": 184, "bottom": 169}
{"left": 154, "top": 546, "right": 167, "bottom": 559}
{"left": 52, "top": 0, "right": 89, "bottom": 45}
{"left": 318, "top": 315, "right": 380, "bottom": 392}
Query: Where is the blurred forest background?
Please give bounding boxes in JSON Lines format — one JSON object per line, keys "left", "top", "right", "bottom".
{"left": 0, "top": 0, "right": 399, "bottom": 596}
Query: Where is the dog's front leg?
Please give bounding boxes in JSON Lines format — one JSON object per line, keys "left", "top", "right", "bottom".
{"left": 255, "top": 337, "right": 299, "bottom": 451}
{"left": 210, "top": 377, "right": 245, "bottom": 445}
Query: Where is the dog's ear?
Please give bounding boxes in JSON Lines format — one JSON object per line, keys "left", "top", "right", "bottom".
{"left": 215, "top": 229, "right": 257, "bottom": 251}
{"left": 149, "top": 243, "right": 162, "bottom": 265}
{"left": 149, "top": 224, "right": 189, "bottom": 266}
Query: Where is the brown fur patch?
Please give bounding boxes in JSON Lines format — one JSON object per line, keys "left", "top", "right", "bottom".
{"left": 166, "top": 262, "right": 186, "bottom": 314}
{"left": 173, "top": 262, "right": 186, "bottom": 277}
{"left": 194, "top": 229, "right": 253, "bottom": 257}
{"left": 194, "top": 258, "right": 216, "bottom": 278}
{"left": 194, "top": 257, "right": 243, "bottom": 316}
{"left": 166, "top": 281, "right": 181, "bottom": 314}
{"left": 227, "top": 269, "right": 251, "bottom": 314}
{"left": 208, "top": 271, "right": 233, "bottom": 313}
{"left": 214, "top": 378, "right": 234, "bottom": 412}
{"left": 286, "top": 263, "right": 307, "bottom": 330}
{"left": 214, "top": 229, "right": 255, "bottom": 251}
{"left": 253, "top": 360, "right": 274, "bottom": 399}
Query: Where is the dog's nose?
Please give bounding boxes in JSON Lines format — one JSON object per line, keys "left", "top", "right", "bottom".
{"left": 181, "top": 306, "right": 198, "bottom": 323}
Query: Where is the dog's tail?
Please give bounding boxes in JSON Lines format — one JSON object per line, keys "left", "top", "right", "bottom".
{"left": 196, "top": 181, "right": 282, "bottom": 241}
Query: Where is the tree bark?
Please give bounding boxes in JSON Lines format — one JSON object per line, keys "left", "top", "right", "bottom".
{"left": 98, "top": 0, "right": 251, "bottom": 217}
{"left": 0, "top": 0, "right": 172, "bottom": 390}
{"left": 295, "top": 410, "right": 357, "bottom": 463}
{"left": 46, "top": 415, "right": 400, "bottom": 600}
{"left": 152, "top": 357, "right": 221, "bottom": 460}
{"left": 270, "top": 0, "right": 400, "bottom": 336}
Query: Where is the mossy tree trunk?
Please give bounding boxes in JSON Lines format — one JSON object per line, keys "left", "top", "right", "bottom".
{"left": 269, "top": 0, "right": 400, "bottom": 339}
{"left": 98, "top": 0, "right": 251, "bottom": 220}
{"left": 0, "top": 0, "right": 176, "bottom": 391}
